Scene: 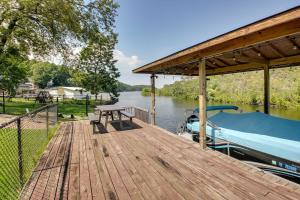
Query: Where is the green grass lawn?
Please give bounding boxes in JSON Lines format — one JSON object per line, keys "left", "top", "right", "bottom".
{"left": 3, "top": 99, "right": 38, "bottom": 115}
{"left": 1, "top": 98, "right": 105, "bottom": 117}
{"left": 0, "top": 98, "right": 105, "bottom": 199}
{"left": 0, "top": 98, "right": 106, "bottom": 199}
{"left": 0, "top": 124, "right": 59, "bottom": 200}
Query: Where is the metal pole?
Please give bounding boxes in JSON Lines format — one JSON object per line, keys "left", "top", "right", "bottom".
{"left": 86, "top": 95, "right": 89, "bottom": 116}
{"left": 55, "top": 104, "right": 58, "bottom": 123}
{"left": 56, "top": 97, "right": 59, "bottom": 119}
{"left": 17, "top": 118, "right": 24, "bottom": 185}
{"left": 46, "top": 107, "right": 49, "bottom": 137}
{"left": 3, "top": 91, "right": 5, "bottom": 114}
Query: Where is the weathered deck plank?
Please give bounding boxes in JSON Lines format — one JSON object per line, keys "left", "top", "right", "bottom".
{"left": 21, "top": 119, "right": 300, "bottom": 200}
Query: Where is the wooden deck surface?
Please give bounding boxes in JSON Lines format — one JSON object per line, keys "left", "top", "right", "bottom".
{"left": 20, "top": 119, "right": 300, "bottom": 200}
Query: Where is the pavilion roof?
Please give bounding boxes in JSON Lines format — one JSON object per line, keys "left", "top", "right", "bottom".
{"left": 133, "top": 6, "right": 300, "bottom": 76}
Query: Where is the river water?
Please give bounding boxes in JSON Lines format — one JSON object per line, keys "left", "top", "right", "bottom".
{"left": 116, "top": 91, "right": 300, "bottom": 133}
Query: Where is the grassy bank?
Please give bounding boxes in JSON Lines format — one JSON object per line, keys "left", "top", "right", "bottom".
{"left": 142, "top": 67, "right": 300, "bottom": 109}
{"left": 0, "top": 124, "right": 60, "bottom": 199}
{"left": 1, "top": 98, "right": 107, "bottom": 117}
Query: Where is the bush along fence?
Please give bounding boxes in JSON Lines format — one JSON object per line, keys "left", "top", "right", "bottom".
{"left": 0, "top": 104, "right": 58, "bottom": 200}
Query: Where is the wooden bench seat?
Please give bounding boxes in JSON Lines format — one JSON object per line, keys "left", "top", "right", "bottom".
{"left": 88, "top": 113, "right": 99, "bottom": 133}
{"left": 120, "top": 111, "right": 135, "bottom": 129}
{"left": 120, "top": 111, "right": 135, "bottom": 122}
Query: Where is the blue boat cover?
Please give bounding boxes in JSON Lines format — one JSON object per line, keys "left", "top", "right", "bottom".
{"left": 193, "top": 105, "right": 239, "bottom": 113}
{"left": 186, "top": 112, "right": 300, "bottom": 163}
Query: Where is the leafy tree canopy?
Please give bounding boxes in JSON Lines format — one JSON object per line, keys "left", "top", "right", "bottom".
{"left": 0, "top": 46, "right": 28, "bottom": 95}
{"left": 0, "top": 0, "right": 119, "bottom": 59}
{"left": 78, "top": 33, "right": 120, "bottom": 99}
{"left": 31, "top": 61, "right": 73, "bottom": 89}
{"left": 147, "top": 67, "right": 300, "bottom": 109}
{"left": 117, "top": 82, "right": 149, "bottom": 92}
{"left": 0, "top": 0, "right": 120, "bottom": 96}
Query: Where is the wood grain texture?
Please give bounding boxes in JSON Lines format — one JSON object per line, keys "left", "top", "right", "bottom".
{"left": 21, "top": 119, "right": 300, "bottom": 200}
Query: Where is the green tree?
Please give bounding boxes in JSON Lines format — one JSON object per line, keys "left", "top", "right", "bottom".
{"left": 31, "top": 62, "right": 53, "bottom": 88}
{"left": 31, "top": 62, "right": 72, "bottom": 88}
{"left": 1, "top": 0, "right": 119, "bottom": 93}
{"left": 52, "top": 65, "right": 72, "bottom": 87}
{"left": 0, "top": 0, "right": 118, "bottom": 58}
{"left": 0, "top": 47, "right": 28, "bottom": 95}
{"left": 78, "top": 33, "right": 119, "bottom": 99}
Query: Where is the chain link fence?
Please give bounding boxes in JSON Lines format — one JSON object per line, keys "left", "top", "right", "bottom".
{"left": 0, "top": 104, "right": 58, "bottom": 199}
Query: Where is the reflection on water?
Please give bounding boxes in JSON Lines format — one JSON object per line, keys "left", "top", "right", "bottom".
{"left": 116, "top": 91, "right": 300, "bottom": 133}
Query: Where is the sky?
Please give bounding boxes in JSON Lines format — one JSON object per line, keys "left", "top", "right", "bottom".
{"left": 114, "top": 0, "right": 300, "bottom": 88}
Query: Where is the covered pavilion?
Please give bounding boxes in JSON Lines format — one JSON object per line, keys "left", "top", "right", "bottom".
{"left": 133, "top": 6, "right": 300, "bottom": 149}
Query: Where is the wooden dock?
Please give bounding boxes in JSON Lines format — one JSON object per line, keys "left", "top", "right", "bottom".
{"left": 20, "top": 119, "right": 300, "bottom": 200}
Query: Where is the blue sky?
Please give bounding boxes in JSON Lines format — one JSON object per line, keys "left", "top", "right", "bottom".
{"left": 114, "top": 0, "right": 300, "bottom": 87}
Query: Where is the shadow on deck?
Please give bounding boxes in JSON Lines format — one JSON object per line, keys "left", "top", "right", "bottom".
{"left": 93, "top": 120, "right": 142, "bottom": 134}
{"left": 20, "top": 119, "right": 300, "bottom": 200}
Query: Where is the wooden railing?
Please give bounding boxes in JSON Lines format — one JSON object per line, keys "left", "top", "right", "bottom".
{"left": 124, "top": 106, "right": 149, "bottom": 123}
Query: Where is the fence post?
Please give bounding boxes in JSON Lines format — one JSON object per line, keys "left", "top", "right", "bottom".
{"left": 17, "top": 118, "right": 24, "bottom": 186}
{"left": 86, "top": 95, "right": 89, "bottom": 116}
{"left": 55, "top": 104, "right": 58, "bottom": 123}
{"left": 2, "top": 91, "right": 5, "bottom": 114}
{"left": 46, "top": 106, "right": 49, "bottom": 137}
{"left": 56, "top": 97, "right": 59, "bottom": 119}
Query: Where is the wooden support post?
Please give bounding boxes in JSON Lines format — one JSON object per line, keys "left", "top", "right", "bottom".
{"left": 264, "top": 64, "right": 270, "bottom": 114}
{"left": 150, "top": 74, "right": 156, "bottom": 125}
{"left": 199, "top": 59, "right": 207, "bottom": 149}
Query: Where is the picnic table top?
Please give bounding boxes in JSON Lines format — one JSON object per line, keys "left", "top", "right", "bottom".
{"left": 96, "top": 105, "right": 125, "bottom": 112}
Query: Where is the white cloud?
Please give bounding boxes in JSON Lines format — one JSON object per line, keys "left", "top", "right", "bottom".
{"left": 114, "top": 49, "right": 140, "bottom": 68}
{"left": 114, "top": 49, "right": 182, "bottom": 87}
{"left": 114, "top": 49, "right": 144, "bottom": 84}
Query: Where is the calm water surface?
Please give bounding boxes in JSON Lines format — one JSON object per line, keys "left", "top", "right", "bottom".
{"left": 116, "top": 91, "right": 300, "bottom": 133}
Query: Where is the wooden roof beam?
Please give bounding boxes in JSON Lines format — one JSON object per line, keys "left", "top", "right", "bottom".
{"left": 250, "top": 46, "right": 269, "bottom": 60}
{"left": 267, "top": 42, "right": 286, "bottom": 57}
{"left": 207, "top": 54, "right": 300, "bottom": 76}
{"left": 239, "top": 53, "right": 269, "bottom": 64}
{"left": 287, "top": 36, "right": 300, "bottom": 50}
{"left": 269, "top": 54, "right": 300, "bottom": 66}
{"left": 207, "top": 62, "right": 265, "bottom": 76}
{"left": 214, "top": 57, "right": 231, "bottom": 66}
{"left": 210, "top": 58, "right": 226, "bottom": 67}
{"left": 208, "top": 59, "right": 223, "bottom": 68}
{"left": 152, "top": 54, "right": 300, "bottom": 76}
{"left": 153, "top": 59, "right": 198, "bottom": 74}
{"left": 222, "top": 52, "right": 269, "bottom": 64}
{"left": 205, "top": 60, "right": 217, "bottom": 68}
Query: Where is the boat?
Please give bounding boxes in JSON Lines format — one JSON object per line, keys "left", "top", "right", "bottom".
{"left": 177, "top": 105, "right": 300, "bottom": 182}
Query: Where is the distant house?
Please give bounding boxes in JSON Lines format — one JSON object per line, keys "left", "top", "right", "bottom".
{"left": 47, "top": 86, "right": 89, "bottom": 99}
{"left": 17, "top": 82, "right": 37, "bottom": 96}
{"left": 47, "top": 86, "right": 111, "bottom": 100}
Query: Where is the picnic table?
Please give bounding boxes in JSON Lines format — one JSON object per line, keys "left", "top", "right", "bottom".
{"left": 95, "top": 105, "right": 125, "bottom": 129}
